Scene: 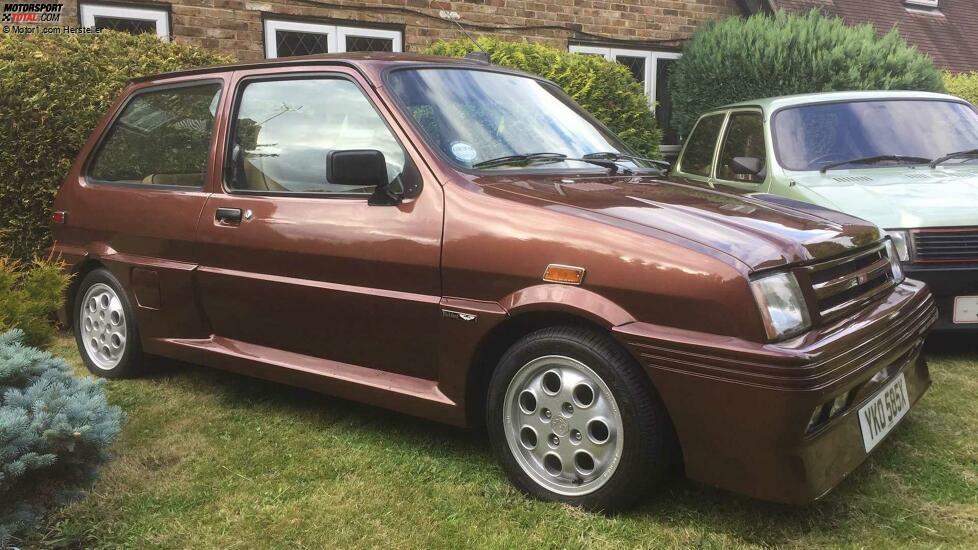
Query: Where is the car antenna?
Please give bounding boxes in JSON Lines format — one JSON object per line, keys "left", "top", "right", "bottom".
{"left": 439, "top": 10, "right": 490, "bottom": 64}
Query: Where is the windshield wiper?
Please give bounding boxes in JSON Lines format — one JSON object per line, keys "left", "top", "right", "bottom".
{"left": 472, "top": 152, "right": 626, "bottom": 173}
{"left": 929, "top": 148, "right": 978, "bottom": 168}
{"left": 472, "top": 152, "right": 568, "bottom": 169}
{"left": 819, "top": 155, "right": 932, "bottom": 173}
{"left": 583, "top": 151, "right": 671, "bottom": 171}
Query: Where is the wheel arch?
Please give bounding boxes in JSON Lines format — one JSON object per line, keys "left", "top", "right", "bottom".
{"left": 466, "top": 310, "right": 607, "bottom": 429}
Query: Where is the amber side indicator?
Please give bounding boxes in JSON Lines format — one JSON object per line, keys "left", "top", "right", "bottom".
{"left": 543, "top": 264, "right": 585, "bottom": 285}
{"left": 51, "top": 211, "right": 67, "bottom": 224}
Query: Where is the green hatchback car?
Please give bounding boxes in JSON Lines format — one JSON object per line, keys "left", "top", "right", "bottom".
{"left": 670, "top": 91, "right": 978, "bottom": 331}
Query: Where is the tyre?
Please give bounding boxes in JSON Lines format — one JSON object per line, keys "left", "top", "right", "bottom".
{"left": 487, "top": 325, "right": 675, "bottom": 511}
{"left": 73, "top": 268, "right": 143, "bottom": 378}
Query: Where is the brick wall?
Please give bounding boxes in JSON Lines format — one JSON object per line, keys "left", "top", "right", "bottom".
{"left": 63, "top": 0, "right": 741, "bottom": 61}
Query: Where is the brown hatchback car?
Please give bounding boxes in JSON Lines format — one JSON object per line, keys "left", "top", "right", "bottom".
{"left": 51, "top": 54, "right": 937, "bottom": 511}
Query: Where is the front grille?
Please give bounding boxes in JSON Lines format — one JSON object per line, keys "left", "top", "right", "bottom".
{"left": 804, "top": 243, "right": 897, "bottom": 323}
{"left": 912, "top": 228, "right": 978, "bottom": 263}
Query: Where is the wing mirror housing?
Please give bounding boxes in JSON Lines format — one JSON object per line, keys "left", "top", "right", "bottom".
{"left": 327, "top": 149, "right": 402, "bottom": 206}
{"left": 731, "top": 156, "right": 764, "bottom": 176}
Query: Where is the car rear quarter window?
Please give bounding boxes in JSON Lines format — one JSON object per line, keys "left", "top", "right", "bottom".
{"left": 88, "top": 83, "right": 222, "bottom": 187}
{"left": 679, "top": 114, "right": 725, "bottom": 177}
{"left": 226, "top": 78, "right": 408, "bottom": 196}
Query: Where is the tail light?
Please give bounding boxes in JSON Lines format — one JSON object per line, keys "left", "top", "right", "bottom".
{"left": 51, "top": 211, "right": 67, "bottom": 224}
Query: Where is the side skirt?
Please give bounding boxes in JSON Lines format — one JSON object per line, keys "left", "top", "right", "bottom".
{"left": 147, "top": 336, "right": 465, "bottom": 426}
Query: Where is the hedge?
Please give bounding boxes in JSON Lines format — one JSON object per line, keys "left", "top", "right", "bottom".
{"left": 670, "top": 10, "right": 945, "bottom": 136}
{"left": 944, "top": 71, "right": 978, "bottom": 106}
{"left": 425, "top": 37, "right": 662, "bottom": 159}
{"left": 0, "top": 31, "right": 232, "bottom": 261}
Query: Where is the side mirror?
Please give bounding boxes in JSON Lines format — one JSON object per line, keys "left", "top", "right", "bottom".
{"left": 326, "top": 149, "right": 400, "bottom": 206}
{"left": 730, "top": 156, "right": 764, "bottom": 176}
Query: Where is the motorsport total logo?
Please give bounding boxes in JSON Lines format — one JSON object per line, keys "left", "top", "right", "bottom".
{"left": 2, "top": 3, "right": 63, "bottom": 23}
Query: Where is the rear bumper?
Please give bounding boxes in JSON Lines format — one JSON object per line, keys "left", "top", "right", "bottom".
{"left": 614, "top": 279, "right": 936, "bottom": 504}
{"left": 904, "top": 263, "right": 978, "bottom": 331}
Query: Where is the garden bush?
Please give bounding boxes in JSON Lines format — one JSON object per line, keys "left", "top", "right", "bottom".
{"left": 944, "top": 71, "right": 978, "bottom": 106}
{"left": 0, "top": 329, "right": 123, "bottom": 545}
{"left": 670, "top": 9, "right": 945, "bottom": 136}
{"left": 0, "top": 257, "right": 69, "bottom": 349}
{"left": 0, "top": 31, "right": 232, "bottom": 261}
{"left": 425, "top": 37, "right": 662, "bottom": 158}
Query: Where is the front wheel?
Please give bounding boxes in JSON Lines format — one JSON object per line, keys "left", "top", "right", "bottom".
{"left": 73, "top": 268, "right": 143, "bottom": 378}
{"left": 487, "top": 326, "right": 676, "bottom": 511}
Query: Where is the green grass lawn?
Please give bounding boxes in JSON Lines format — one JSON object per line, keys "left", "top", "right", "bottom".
{"left": 29, "top": 333, "right": 978, "bottom": 548}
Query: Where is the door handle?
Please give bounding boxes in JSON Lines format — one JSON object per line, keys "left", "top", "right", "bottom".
{"left": 215, "top": 207, "right": 242, "bottom": 225}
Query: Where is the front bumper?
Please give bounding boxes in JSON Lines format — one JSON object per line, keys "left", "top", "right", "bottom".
{"left": 905, "top": 263, "right": 978, "bottom": 331}
{"left": 613, "top": 279, "right": 936, "bottom": 504}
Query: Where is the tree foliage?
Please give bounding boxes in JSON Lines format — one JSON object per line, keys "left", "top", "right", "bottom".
{"left": 0, "top": 31, "right": 232, "bottom": 261}
{"left": 425, "top": 37, "right": 662, "bottom": 158}
{"left": 0, "top": 330, "right": 123, "bottom": 545}
{"left": 670, "top": 10, "right": 945, "bottom": 136}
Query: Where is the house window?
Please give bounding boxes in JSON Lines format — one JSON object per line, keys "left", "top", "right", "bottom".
{"left": 79, "top": 3, "right": 169, "bottom": 39}
{"left": 905, "top": 0, "right": 939, "bottom": 7}
{"left": 263, "top": 19, "right": 402, "bottom": 58}
{"left": 569, "top": 45, "right": 682, "bottom": 153}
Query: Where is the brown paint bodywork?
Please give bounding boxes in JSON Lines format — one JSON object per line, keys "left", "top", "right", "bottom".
{"left": 51, "top": 54, "right": 936, "bottom": 504}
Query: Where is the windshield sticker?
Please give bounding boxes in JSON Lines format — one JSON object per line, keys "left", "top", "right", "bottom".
{"left": 450, "top": 142, "right": 478, "bottom": 163}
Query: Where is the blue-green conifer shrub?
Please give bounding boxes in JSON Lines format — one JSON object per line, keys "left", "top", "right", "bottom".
{"left": 0, "top": 330, "right": 123, "bottom": 544}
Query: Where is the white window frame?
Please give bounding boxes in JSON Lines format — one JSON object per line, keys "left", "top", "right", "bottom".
{"left": 264, "top": 19, "right": 402, "bottom": 59}
{"left": 79, "top": 3, "right": 169, "bottom": 40}
{"left": 337, "top": 26, "right": 403, "bottom": 54}
{"left": 905, "top": 0, "right": 939, "bottom": 7}
{"left": 569, "top": 45, "right": 683, "bottom": 151}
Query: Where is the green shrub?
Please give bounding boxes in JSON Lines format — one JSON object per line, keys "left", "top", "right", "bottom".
{"left": 0, "top": 31, "right": 232, "bottom": 261}
{"left": 670, "top": 9, "right": 945, "bottom": 136}
{"left": 0, "top": 329, "right": 123, "bottom": 545}
{"left": 944, "top": 71, "right": 978, "bottom": 106}
{"left": 0, "top": 257, "right": 69, "bottom": 349}
{"left": 425, "top": 37, "right": 662, "bottom": 158}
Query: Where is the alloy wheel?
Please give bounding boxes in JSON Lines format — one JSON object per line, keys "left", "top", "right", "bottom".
{"left": 502, "top": 355, "right": 624, "bottom": 496}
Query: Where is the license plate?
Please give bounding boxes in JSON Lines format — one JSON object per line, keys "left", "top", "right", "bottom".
{"left": 953, "top": 296, "right": 978, "bottom": 324}
{"left": 858, "top": 372, "right": 910, "bottom": 452}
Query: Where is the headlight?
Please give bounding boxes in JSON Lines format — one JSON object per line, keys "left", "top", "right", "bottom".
{"left": 884, "top": 239, "right": 905, "bottom": 283}
{"left": 884, "top": 230, "right": 910, "bottom": 262}
{"left": 749, "top": 271, "right": 811, "bottom": 341}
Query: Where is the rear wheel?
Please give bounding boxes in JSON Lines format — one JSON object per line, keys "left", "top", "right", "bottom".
{"left": 487, "top": 326, "right": 675, "bottom": 511}
{"left": 74, "top": 268, "right": 143, "bottom": 378}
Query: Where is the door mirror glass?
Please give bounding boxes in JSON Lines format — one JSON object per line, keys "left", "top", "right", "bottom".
{"left": 326, "top": 149, "right": 400, "bottom": 205}
{"left": 731, "top": 156, "right": 764, "bottom": 175}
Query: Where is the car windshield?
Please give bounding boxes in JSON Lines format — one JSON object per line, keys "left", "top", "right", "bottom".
{"left": 386, "top": 68, "right": 659, "bottom": 172}
{"left": 773, "top": 99, "right": 978, "bottom": 171}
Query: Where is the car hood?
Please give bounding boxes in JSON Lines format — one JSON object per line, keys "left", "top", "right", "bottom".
{"left": 789, "top": 165, "right": 978, "bottom": 229}
{"left": 476, "top": 174, "right": 880, "bottom": 271}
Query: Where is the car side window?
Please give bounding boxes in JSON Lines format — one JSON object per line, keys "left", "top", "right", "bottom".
{"left": 226, "top": 78, "right": 408, "bottom": 195}
{"left": 89, "top": 83, "right": 222, "bottom": 187}
{"left": 679, "top": 114, "right": 725, "bottom": 178}
{"left": 716, "top": 112, "right": 766, "bottom": 183}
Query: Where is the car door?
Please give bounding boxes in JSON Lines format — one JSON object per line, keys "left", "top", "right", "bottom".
{"left": 193, "top": 68, "right": 444, "bottom": 380}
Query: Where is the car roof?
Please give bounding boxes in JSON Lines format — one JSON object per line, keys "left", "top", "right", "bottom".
{"left": 709, "top": 90, "right": 970, "bottom": 113}
{"left": 129, "top": 52, "right": 531, "bottom": 85}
